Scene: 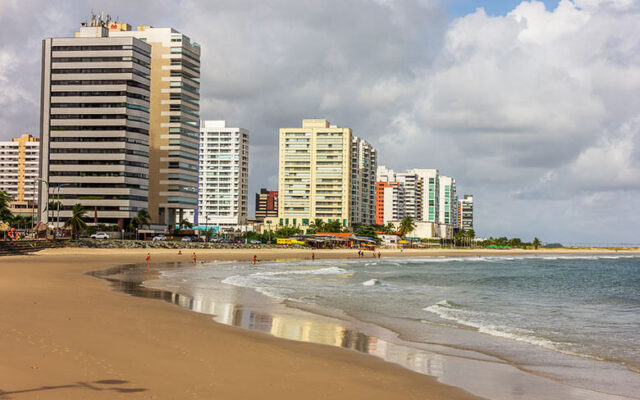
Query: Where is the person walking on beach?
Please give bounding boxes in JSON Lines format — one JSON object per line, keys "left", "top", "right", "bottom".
{"left": 146, "top": 252, "right": 151, "bottom": 267}
{"left": 312, "top": 252, "right": 315, "bottom": 261}
{"left": 378, "top": 252, "right": 381, "bottom": 259}
{"left": 192, "top": 252, "right": 197, "bottom": 263}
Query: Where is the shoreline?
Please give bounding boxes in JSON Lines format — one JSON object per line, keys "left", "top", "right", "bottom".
{"left": 1, "top": 248, "right": 485, "bottom": 400}
{"left": 2, "top": 248, "right": 638, "bottom": 399}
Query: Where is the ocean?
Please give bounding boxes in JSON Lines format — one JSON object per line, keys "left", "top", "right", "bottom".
{"left": 133, "top": 254, "right": 640, "bottom": 400}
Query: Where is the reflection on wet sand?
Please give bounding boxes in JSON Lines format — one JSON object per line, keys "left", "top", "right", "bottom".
{"left": 91, "top": 263, "right": 636, "bottom": 400}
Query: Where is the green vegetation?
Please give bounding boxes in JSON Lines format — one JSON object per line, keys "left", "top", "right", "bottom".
{"left": 398, "top": 216, "right": 416, "bottom": 237}
{"left": 0, "top": 191, "right": 14, "bottom": 223}
{"left": 533, "top": 237, "right": 541, "bottom": 249}
{"left": 64, "top": 204, "right": 87, "bottom": 239}
{"left": 275, "top": 226, "right": 303, "bottom": 237}
{"left": 178, "top": 219, "right": 193, "bottom": 229}
{"left": 355, "top": 225, "right": 379, "bottom": 241}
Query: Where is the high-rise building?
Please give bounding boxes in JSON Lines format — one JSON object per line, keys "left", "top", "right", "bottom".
{"left": 376, "top": 165, "right": 396, "bottom": 183}
{"left": 409, "top": 168, "right": 439, "bottom": 223}
{"left": 351, "top": 137, "right": 377, "bottom": 226}
{"left": 185, "top": 120, "right": 248, "bottom": 229}
{"left": 438, "top": 175, "right": 457, "bottom": 226}
{"left": 458, "top": 194, "right": 474, "bottom": 230}
{"left": 110, "top": 22, "right": 201, "bottom": 227}
{"left": 396, "top": 172, "right": 424, "bottom": 220}
{"left": 375, "top": 181, "right": 405, "bottom": 225}
{"left": 39, "top": 19, "right": 151, "bottom": 226}
{"left": 255, "top": 188, "right": 278, "bottom": 222}
{"left": 0, "top": 134, "right": 39, "bottom": 217}
{"left": 277, "top": 119, "right": 353, "bottom": 229}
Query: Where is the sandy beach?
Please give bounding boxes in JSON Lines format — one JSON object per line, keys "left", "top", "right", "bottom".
{"left": 1, "top": 247, "right": 637, "bottom": 399}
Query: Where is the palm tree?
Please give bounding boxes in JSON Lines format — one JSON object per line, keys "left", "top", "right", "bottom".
{"left": 179, "top": 219, "right": 193, "bottom": 229}
{"left": 0, "top": 190, "right": 14, "bottom": 223}
{"left": 309, "top": 218, "right": 325, "bottom": 234}
{"left": 383, "top": 222, "right": 395, "bottom": 235}
{"left": 533, "top": 237, "right": 541, "bottom": 250}
{"left": 398, "top": 216, "right": 416, "bottom": 238}
{"left": 64, "top": 203, "right": 87, "bottom": 239}
{"left": 134, "top": 209, "right": 150, "bottom": 228}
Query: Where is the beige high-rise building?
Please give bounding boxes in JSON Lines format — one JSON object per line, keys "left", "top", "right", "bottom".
{"left": 39, "top": 17, "right": 151, "bottom": 226}
{"left": 0, "top": 134, "right": 39, "bottom": 217}
{"left": 276, "top": 120, "right": 353, "bottom": 230}
{"left": 110, "top": 23, "right": 201, "bottom": 226}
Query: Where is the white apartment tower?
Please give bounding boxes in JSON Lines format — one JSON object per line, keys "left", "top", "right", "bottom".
{"left": 185, "top": 120, "right": 248, "bottom": 228}
{"left": 395, "top": 172, "right": 423, "bottom": 220}
{"left": 458, "top": 194, "right": 474, "bottom": 230}
{"left": 39, "top": 19, "right": 151, "bottom": 226}
{"left": 438, "top": 175, "right": 457, "bottom": 226}
{"left": 410, "top": 168, "right": 440, "bottom": 223}
{"left": 351, "top": 137, "right": 377, "bottom": 226}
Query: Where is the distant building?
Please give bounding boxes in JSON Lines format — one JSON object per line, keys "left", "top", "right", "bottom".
{"left": 396, "top": 171, "right": 424, "bottom": 221}
{"left": 0, "top": 134, "right": 39, "bottom": 217}
{"left": 277, "top": 119, "right": 353, "bottom": 230}
{"left": 409, "top": 168, "right": 439, "bottom": 223}
{"left": 375, "top": 181, "right": 405, "bottom": 225}
{"left": 39, "top": 20, "right": 151, "bottom": 227}
{"left": 255, "top": 188, "right": 278, "bottom": 221}
{"left": 351, "top": 137, "right": 377, "bottom": 226}
{"left": 458, "top": 194, "right": 474, "bottom": 230}
{"left": 438, "top": 175, "right": 457, "bottom": 226}
{"left": 185, "top": 120, "right": 248, "bottom": 229}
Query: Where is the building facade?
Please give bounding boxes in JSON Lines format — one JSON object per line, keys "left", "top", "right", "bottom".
{"left": 351, "top": 137, "right": 377, "bottom": 226}
{"left": 375, "top": 181, "right": 405, "bottom": 225}
{"left": 409, "top": 168, "right": 439, "bottom": 223}
{"left": 396, "top": 172, "right": 423, "bottom": 221}
{"left": 458, "top": 194, "right": 474, "bottom": 230}
{"left": 0, "top": 134, "right": 39, "bottom": 217}
{"left": 277, "top": 119, "right": 353, "bottom": 230}
{"left": 39, "top": 20, "right": 151, "bottom": 226}
{"left": 110, "top": 23, "right": 201, "bottom": 227}
{"left": 438, "top": 175, "right": 457, "bottom": 226}
{"left": 255, "top": 188, "right": 278, "bottom": 222}
{"left": 185, "top": 120, "right": 248, "bottom": 229}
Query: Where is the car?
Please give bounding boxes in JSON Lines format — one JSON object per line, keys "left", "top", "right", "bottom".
{"left": 181, "top": 236, "right": 192, "bottom": 242}
{"left": 190, "top": 236, "right": 204, "bottom": 242}
{"left": 90, "top": 232, "right": 110, "bottom": 239}
{"left": 152, "top": 235, "right": 167, "bottom": 241}
{"left": 250, "top": 239, "right": 262, "bottom": 244}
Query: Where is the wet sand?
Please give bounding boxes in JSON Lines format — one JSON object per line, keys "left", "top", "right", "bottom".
{"left": 1, "top": 247, "right": 636, "bottom": 399}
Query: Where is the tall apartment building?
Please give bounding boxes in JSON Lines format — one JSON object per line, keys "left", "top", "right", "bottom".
{"left": 277, "top": 119, "right": 353, "bottom": 229}
{"left": 351, "top": 137, "right": 377, "bottom": 226}
{"left": 39, "top": 20, "right": 151, "bottom": 226}
{"left": 458, "top": 194, "right": 474, "bottom": 230}
{"left": 396, "top": 172, "right": 423, "bottom": 220}
{"left": 438, "top": 175, "right": 457, "bottom": 226}
{"left": 255, "top": 188, "right": 278, "bottom": 222}
{"left": 110, "top": 22, "right": 201, "bottom": 226}
{"left": 375, "top": 181, "right": 405, "bottom": 225}
{"left": 0, "top": 134, "right": 39, "bottom": 216}
{"left": 185, "top": 120, "right": 248, "bottom": 229}
{"left": 410, "top": 168, "right": 439, "bottom": 223}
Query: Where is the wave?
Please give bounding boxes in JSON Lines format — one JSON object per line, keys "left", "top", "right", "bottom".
{"left": 424, "top": 300, "right": 562, "bottom": 352}
{"left": 362, "top": 278, "right": 382, "bottom": 286}
{"left": 255, "top": 267, "right": 350, "bottom": 277}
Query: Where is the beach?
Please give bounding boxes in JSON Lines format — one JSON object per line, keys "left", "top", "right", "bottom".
{"left": 1, "top": 247, "right": 637, "bottom": 399}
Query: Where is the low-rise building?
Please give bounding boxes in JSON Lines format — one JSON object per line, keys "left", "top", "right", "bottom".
{"left": 255, "top": 188, "right": 278, "bottom": 222}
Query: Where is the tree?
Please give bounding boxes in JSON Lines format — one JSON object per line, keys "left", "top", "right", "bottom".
{"left": 134, "top": 209, "right": 150, "bottom": 228}
{"left": 533, "top": 237, "right": 541, "bottom": 250}
{"left": 64, "top": 204, "right": 87, "bottom": 239}
{"left": 398, "top": 216, "right": 416, "bottom": 237}
{"left": 178, "top": 219, "right": 193, "bottom": 229}
{"left": 383, "top": 222, "right": 395, "bottom": 235}
{"left": 275, "top": 226, "right": 303, "bottom": 237}
{"left": 355, "top": 225, "right": 379, "bottom": 241}
{"left": 0, "top": 191, "right": 14, "bottom": 223}
{"left": 324, "top": 220, "right": 343, "bottom": 233}
{"left": 309, "top": 218, "right": 325, "bottom": 234}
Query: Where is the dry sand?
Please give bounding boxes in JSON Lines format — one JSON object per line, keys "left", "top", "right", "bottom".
{"left": 1, "top": 247, "right": 635, "bottom": 399}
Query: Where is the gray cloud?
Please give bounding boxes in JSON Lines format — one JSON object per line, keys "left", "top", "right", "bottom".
{"left": 1, "top": 0, "right": 638, "bottom": 243}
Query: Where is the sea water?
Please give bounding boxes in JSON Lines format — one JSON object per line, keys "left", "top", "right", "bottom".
{"left": 142, "top": 254, "right": 640, "bottom": 399}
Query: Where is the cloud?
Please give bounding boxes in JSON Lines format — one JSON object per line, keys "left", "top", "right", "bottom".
{"left": 0, "top": 0, "right": 638, "bottom": 243}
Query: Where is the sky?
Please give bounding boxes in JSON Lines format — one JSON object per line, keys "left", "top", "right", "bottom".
{"left": 1, "top": 0, "right": 639, "bottom": 244}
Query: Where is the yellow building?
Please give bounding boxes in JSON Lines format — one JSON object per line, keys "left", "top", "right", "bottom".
{"left": 0, "top": 134, "right": 39, "bottom": 217}
{"left": 275, "top": 120, "right": 353, "bottom": 230}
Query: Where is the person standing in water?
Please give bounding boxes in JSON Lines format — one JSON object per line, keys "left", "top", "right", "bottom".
{"left": 312, "top": 252, "right": 315, "bottom": 261}
{"left": 192, "top": 252, "right": 197, "bottom": 263}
